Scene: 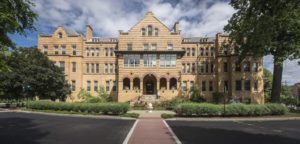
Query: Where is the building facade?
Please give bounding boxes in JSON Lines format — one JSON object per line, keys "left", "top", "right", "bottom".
{"left": 37, "top": 12, "right": 264, "bottom": 104}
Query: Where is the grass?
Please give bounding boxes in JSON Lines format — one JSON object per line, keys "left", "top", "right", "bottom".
{"left": 161, "top": 113, "right": 175, "bottom": 119}
{"left": 120, "top": 113, "right": 140, "bottom": 118}
{"left": 284, "top": 110, "right": 300, "bottom": 117}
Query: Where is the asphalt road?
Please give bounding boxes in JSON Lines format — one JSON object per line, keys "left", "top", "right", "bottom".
{"left": 0, "top": 112, "right": 134, "bottom": 144}
{"left": 167, "top": 120, "right": 300, "bottom": 144}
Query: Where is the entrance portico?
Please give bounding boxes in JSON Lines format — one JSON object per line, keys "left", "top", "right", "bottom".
{"left": 143, "top": 74, "right": 157, "bottom": 95}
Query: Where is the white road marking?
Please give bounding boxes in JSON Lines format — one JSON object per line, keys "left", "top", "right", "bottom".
{"left": 163, "top": 120, "right": 182, "bottom": 144}
{"left": 122, "top": 119, "right": 139, "bottom": 144}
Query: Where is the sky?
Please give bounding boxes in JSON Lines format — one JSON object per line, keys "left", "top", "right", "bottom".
{"left": 9, "top": 0, "right": 300, "bottom": 85}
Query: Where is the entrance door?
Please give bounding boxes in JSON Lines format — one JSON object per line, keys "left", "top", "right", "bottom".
{"left": 143, "top": 74, "right": 157, "bottom": 95}
{"left": 145, "top": 80, "right": 154, "bottom": 94}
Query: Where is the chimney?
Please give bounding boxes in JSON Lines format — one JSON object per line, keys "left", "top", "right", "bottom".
{"left": 86, "top": 25, "right": 93, "bottom": 40}
{"left": 173, "top": 21, "right": 180, "bottom": 34}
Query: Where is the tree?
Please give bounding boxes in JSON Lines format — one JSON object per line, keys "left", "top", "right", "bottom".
{"left": 224, "top": 0, "right": 300, "bottom": 102}
{"left": 263, "top": 68, "right": 273, "bottom": 102}
{"left": 190, "top": 86, "right": 206, "bottom": 102}
{"left": 0, "top": 0, "right": 37, "bottom": 71}
{"left": 0, "top": 48, "right": 71, "bottom": 100}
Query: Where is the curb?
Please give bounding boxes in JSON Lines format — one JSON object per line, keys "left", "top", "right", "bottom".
{"left": 167, "top": 117, "right": 300, "bottom": 122}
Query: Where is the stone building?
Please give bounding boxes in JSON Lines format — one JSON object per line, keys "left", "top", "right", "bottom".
{"left": 37, "top": 11, "right": 264, "bottom": 104}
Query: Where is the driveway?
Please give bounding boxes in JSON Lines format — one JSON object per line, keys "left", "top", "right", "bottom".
{"left": 0, "top": 112, "right": 134, "bottom": 144}
{"left": 167, "top": 120, "right": 300, "bottom": 144}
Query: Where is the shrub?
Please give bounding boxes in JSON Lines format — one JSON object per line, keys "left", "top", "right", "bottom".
{"left": 190, "top": 86, "right": 206, "bottom": 102}
{"left": 212, "top": 92, "right": 225, "bottom": 104}
{"left": 161, "top": 113, "right": 175, "bottom": 119}
{"left": 165, "top": 97, "right": 186, "bottom": 110}
{"left": 175, "top": 103, "right": 288, "bottom": 117}
{"left": 26, "top": 101, "right": 129, "bottom": 115}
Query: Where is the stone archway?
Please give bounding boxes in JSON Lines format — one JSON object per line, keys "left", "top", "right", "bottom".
{"left": 143, "top": 74, "right": 157, "bottom": 95}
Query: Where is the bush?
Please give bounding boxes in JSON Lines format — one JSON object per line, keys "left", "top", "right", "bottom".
{"left": 175, "top": 103, "right": 288, "bottom": 117}
{"left": 26, "top": 101, "right": 129, "bottom": 115}
{"left": 165, "top": 97, "right": 186, "bottom": 110}
{"left": 161, "top": 113, "right": 175, "bottom": 119}
{"left": 190, "top": 86, "right": 206, "bottom": 102}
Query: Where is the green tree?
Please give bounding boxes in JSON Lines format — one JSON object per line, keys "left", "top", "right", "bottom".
{"left": 190, "top": 86, "right": 206, "bottom": 102}
{"left": 224, "top": 0, "right": 300, "bottom": 102}
{"left": 0, "top": 48, "right": 71, "bottom": 100}
{"left": 263, "top": 68, "right": 273, "bottom": 102}
{"left": 0, "top": 0, "right": 37, "bottom": 72}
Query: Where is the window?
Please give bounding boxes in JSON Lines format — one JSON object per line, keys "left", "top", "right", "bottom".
{"left": 182, "top": 64, "right": 186, "bottom": 73}
{"left": 236, "top": 80, "right": 242, "bottom": 91}
{"left": 151, "top": 43, "right": 157, "bottom": 50}
{"left": 110, "top": 48, "right": 113, "bottom": 56}
{"left": 170, "top": 78, "right": 177, "bottom": 90}
{"left": 182, "top": 81, "right": 187, "bottom": 91}
{"left": 61, "top": 45, "right": 66, "bottom": 55}
{"left": 182, "top": 48, "right": 186, "bottom": 56}
{"left": 167, "top": 43, "right": 173, "bottom": 50}
{"left": 94, "top": 81, "right": 98, "bottom": 92}
{"left": 209, "top": 81, "right": 213, "bottom": 91}
{"left": 71, "top": 80, "right": 76, "bottom": 91}
{"left": 87, "top": 81, "right": 91, "bottom": 91}
{"left": 190, "top": 81, "right": 195, "bottom": 89}
{"left": 58, "top": 32, "right": 62, "bottom": 38}
{"left": 210, "top": 63, "right": 214, "bottom": 73}
{"left": 200, "top": 64, "right": 204, "bottom": 73}
{"left": 105, "top": 48, "right": 108, "bottom": 56}
{"left": 72, "top": 62, "right": 76, "bottom": 72}
{"left": 86, "top": 63, "right": 89, "bottom": 73}
{"left": 224, "top": 80, "right": 229, "bottom": 92}
{"left": 148, "top": 25, "right": 152, "bottom": 36}
{"left": 86, "top": 48, "right": 90, "bottom": 56}
{"left": 143, "top": 43, "right": 149, "bottom": 50}
{"left": 127, "top": 43, "right": 132, "bottom": 51}
{"left": 59, "top": 61, "right": 65, "bottom": 72}
{"left": 106, "top": 81, "right": 110, "bottom": 92}
{"left": 200, "top": 48, "right": 204, "bottom": 56}
{"left": 54, "top": 46, "right": 59, "bottom": 55}
{"left": 123, "top": 78, "right": 130, "bottom": 90}
{"left": 155, "top": 28, "right": 158, "bottom": 36}
{"left": 105, "top": 64, "right": 108, "bottom": 73}
{"left": 113, "top": 81, "right": 117, "bottom": 91}
{"left": 224, "top": 62, "right": 228, "bottom": 72}
{"left": 160, "top": 54, "right": 176, "bottom": 67}
{"left": 43, "top": 45, "right": 48, "bottom": 55}
{"left": 91, "top": 63, "right": 94, "bottom": 73}
{"left": 202, "top": 81, "right": 206, "bottom": 91}
{"left": 191, "top": 48, "right": 195, "bottom": 56}
{"left": 72, "top": 45, "right": 77, "bottom": 55}
{"left": 253, "top": 62, "right": 258, "bottom": 72}
{"left": 91, "top": 48, "right": 94, "bottom": 56}
{"left": 235, "top": 62, "right": 241, "bottom": 72}
{"left": 124, "top": 54, "right": 140, "bottom": 67}
{"left": 110, "top": 64, "right": 113, "bottom": 73}
{"left": 205, "top": 63, "right": 209, "bottom": 73}
{"left": 133, "top": 78, "right": 140, "bottom": 90}
{"left": 96, "top": 48, "right": 99, "bottom": 56}
{"left": 254, "top": 80, "right": 258, "bottom": 91}
{"left": 205, "top": 48, "right": 209, "bottom": 56}
{"left": 186, "top": 63, "right": 190, "bottom": 73}
{"left": 187, "top": 48, "right": 190, "bottom": 56}
{"left": 141, "top": 28, "right": 146, "bottom": 36}
{"left": 192, "top": 63, "right": 196, "bottom": 73}
{"left": 244, "top": 62, "right": 251, "bottom": 72}
{"left": 160, "top": 78, "right": 167, "bottom": 90}
{"left": 96, "top": 64, "right": 99, "bottom": 73}
{"left": 211, "top": 47, "right": 214, "bottom": 57}
{"left": 144, "top": 54, "right": 156, "bottom": 67}
{"left": 244, "top": 80, "right": 251, "bottom": 91}
{"left": 223, "top": 45, "right": 228, "bottom": 55}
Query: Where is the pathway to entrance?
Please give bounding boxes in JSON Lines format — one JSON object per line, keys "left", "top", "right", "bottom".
{"left": 124, "top": 110, "right": 180, "bottom": 144}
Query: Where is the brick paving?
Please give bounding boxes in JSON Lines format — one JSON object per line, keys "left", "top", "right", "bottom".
{"left": 127, "top": 111, "right": 178, "bottom": 144}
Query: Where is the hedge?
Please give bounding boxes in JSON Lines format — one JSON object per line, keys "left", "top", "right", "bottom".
{"left": 26, "top": 101, "right": 129, "bottom": 115}
{"left": 175, "top": 103, "right": 288, "bottom": 117}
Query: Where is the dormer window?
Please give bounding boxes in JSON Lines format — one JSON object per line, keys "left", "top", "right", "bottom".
{"left": 155, "top": 28, "right": 158, "bottom": 36}
{"left": 148, "top": 25, "right": 152, "bottom": 36}
{"left": 141, "top": 28, "right": 145, "bottom": 36}
{"left": 58, "top": 32, "right": 62, "bottom": 38}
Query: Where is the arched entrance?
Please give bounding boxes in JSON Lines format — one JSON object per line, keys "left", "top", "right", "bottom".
{"left": 143, "top": 74, "right": 157, "bottom": 95}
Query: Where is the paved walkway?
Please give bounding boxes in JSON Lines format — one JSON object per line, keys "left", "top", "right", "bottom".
{"left": 126, "top": 110, "right": 179, "bottom": 144}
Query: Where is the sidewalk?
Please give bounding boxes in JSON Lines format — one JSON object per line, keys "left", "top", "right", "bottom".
{"left": 125, "top": 110, "right": 180, "bottom": 144}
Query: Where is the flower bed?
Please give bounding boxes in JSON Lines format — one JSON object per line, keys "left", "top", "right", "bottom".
{"left": 26, "top": 101, "right": 129, "bottom": 115}
{"left": 175, "top": 103, "right": 288, "bottom": 117}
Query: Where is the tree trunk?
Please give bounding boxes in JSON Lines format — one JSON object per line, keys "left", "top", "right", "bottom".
{"left": 270, "top": 58, "right": 283, "bottom": 103}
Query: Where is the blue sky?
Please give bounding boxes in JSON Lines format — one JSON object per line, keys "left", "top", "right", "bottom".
{"left": 8, "top": 0, "right": 300, "bottom": 85}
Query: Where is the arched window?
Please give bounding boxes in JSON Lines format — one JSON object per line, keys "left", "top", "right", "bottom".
{"left": 123, "top": 78, "right": 130, "bottom": 90}
{"left": 141, "top": 28, "right": 145, "bottom": 36}
{"left": 133, "top": 78, "right": 140, "bottom": 90}
{"left": 155, "top": 28, "right": 158, "bottom": 36}
{"left": 58, "top": 32, "right": 62, "bottom": 38}
{"left": 148, "top": 25, "right": 152, "bottom": 36}
{"left": 170, "top": 78, "right": 177, "bottom": 90}
{"left": 160, "top": 78, "right": 167, "bottom": 90}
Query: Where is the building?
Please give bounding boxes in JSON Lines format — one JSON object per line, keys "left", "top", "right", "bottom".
{"left": 37, "top": 11, "right": 264, "bottom": 104}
